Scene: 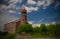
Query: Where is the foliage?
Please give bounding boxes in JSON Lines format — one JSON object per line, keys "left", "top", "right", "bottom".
{"left": 0, "top": 31, "right": 8, "bottom": 39}
{"left": 47, "top": 23, "right": 60, "bottom": 37}
{"left": 31, "top": 23, "right": 60, "bottom": 37}
{"left": 7, "top": 33, "right": 15, "bottom": 39}
{"left": 0, "top": 31, "right": 8, "bottom": 36}
{"left": 47, "top": 24, "right": 56, "bottom": 33}
{"left": 33, "top": 27, "right": 40, "bottom": 33}
{"left": 40, "top": 24, "right": 48, "bottom": 34}
{"left": 55, "top": 23, "right": 60, "bottom": 35}
{"left": 17, "top": 23, "right": 60, "bottom": 37}
{"left": 18, "top": 24, "right": 33, "bottom": 34}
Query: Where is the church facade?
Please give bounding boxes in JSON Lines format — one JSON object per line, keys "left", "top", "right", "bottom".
{"left": 4, "top": 7, "right": 28, "bottom": 33}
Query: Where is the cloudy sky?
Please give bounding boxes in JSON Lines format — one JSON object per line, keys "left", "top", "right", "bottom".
{"left": 0, "top": 0, "right": 60, "bottom": 31}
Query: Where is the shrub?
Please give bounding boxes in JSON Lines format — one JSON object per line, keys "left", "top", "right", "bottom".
{"left": 33, "top": 27, "right": 40, "bottom": 33}
{"left": 7, "top": 33, "right": 15, "bottom": 39}
{"left": 47, "top": 23, "right": 60, "bottom": 36}
{"left": 18, "top": 24, "right": 33, "bottom": 34}
{"left": 40, "top": 24, "right": 48, "bottom": 34}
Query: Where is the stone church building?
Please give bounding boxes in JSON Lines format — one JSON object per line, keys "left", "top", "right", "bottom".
{"left": 4, "top": 7, "right": 28, "bottom": 33}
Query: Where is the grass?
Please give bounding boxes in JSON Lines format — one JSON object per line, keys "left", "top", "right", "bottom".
{"left": 30, "top": 33, "right": 48, "bottom": 38}
{"left": 26, "top": 33, "right": 60, "bottom": 38}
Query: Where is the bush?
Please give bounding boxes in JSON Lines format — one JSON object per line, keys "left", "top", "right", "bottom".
{"left": 18, "top": 24, "right": 33, "bottom": 34}
{"left": 40, "top": 24, "right": 48, "bottom": 34}
{"left": 55, "top": 23, "right": 60, "bottom": 36}
{"left": 7, "top": 33, "right": 15, "bottom": 39}
{"left": 0, "top": 31, "right": 8, "bottom": 39}
{"left": 17, "top": 23, "right": 60, "bottom": 37}
{"left": 33, "top": 27, "right": 40, "bottom": 33}
{"left": 0, "top": 31, "right": 8, "bottom": 36}
{"left": 47, "top": 23, "right": 60, "bottom": 36}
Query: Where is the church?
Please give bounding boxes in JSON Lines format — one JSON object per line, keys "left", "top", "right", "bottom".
{"left": 4, "top": 7, "right": 28, "bottom": 33}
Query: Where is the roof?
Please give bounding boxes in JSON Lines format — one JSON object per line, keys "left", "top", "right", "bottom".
{"left": 5, "top": 18, "right": 20, "bottom": 25}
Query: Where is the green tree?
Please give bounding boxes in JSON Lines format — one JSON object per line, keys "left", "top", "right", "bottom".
{"left": 47, "top": 23, "right": 60, "bottom": 37}
{"left": 47, "top": 24, "right": 55, "bottom": 32}
{"left": 47, "top": 24, "right": 57, "bottom": 36}
{"left": 18, "top": 24, "right": 33, "bottom": 34}
{"left": 40, "top": 24, "right": 48, "bottom": 34}
{"left": 55, "top": 23, "right": 60, "bottom": 36}
{"left": 33, "top": 27, "right": 40, "bottom": 33}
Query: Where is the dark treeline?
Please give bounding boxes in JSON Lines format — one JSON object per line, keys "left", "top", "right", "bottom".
{"left": 0, "top": 31, "right": 8, "bottom": 39}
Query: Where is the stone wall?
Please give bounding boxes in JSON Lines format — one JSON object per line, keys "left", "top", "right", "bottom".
{"left": 4, "top": 22, "right": 16, "bottom": 33}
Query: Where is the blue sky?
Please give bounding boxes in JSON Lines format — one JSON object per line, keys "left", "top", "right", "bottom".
{"left": 0, "top": 0, "right": 60, "bottom": 31}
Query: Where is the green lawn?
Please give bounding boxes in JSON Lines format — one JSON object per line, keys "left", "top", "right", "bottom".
{"left": 27, "top": 33, "right": 60, "bottom": 38}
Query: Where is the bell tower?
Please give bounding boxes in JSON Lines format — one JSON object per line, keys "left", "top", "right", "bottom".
{"left": 20, "top": 6, "right": 27, "bottom": 24}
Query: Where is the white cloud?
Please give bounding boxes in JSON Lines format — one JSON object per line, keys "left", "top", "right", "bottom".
{"left": 37, "top": 0, "right": 53, "bottom": 6}
{"left": 8, "top": 0, "right": 22, "bottom": 8}
{"left": 32, "top": 24, "right": 40, "bottom": 27}
{"left": 1, "top": 0, "right": 22, "bottom": 14}
{"left": 27, "top": 0, "right": 36, "bottom": 5}
{"left": 51, "top": 22, "right": 56, "bottom": 24}
{"left": 37, "top": 0, "right": 45, "bottom": 6}
{"left": 55, "top": 2, "right": 60, "bottom": 8}
{"left": 0, "top": 0, "right": 22, "bottom": 14}
{"left": 8, "top": 10, "right": 16, "bottom": 13}
{"left": 37, "top": 0, "right": 54, "bottom": 9}
{"left": 9, "top": 0, "right": 22, "bottom": 4}
{"left": 8, "top": 10, "right": 21, "bottom": 15}
{"left": 26, "top": 0, "right": 54, "bottom": 10}
{"left": 45, "top": 23, "right": 50, "bottom": 26}
{"left": 45, "top": 0, "right": 53, "bottom": 6}
{"left": 28, "top": 21, "right": 33, "bottom": 24}
{"left": 25, "top": 6, "right": 38, "bottom": 12}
